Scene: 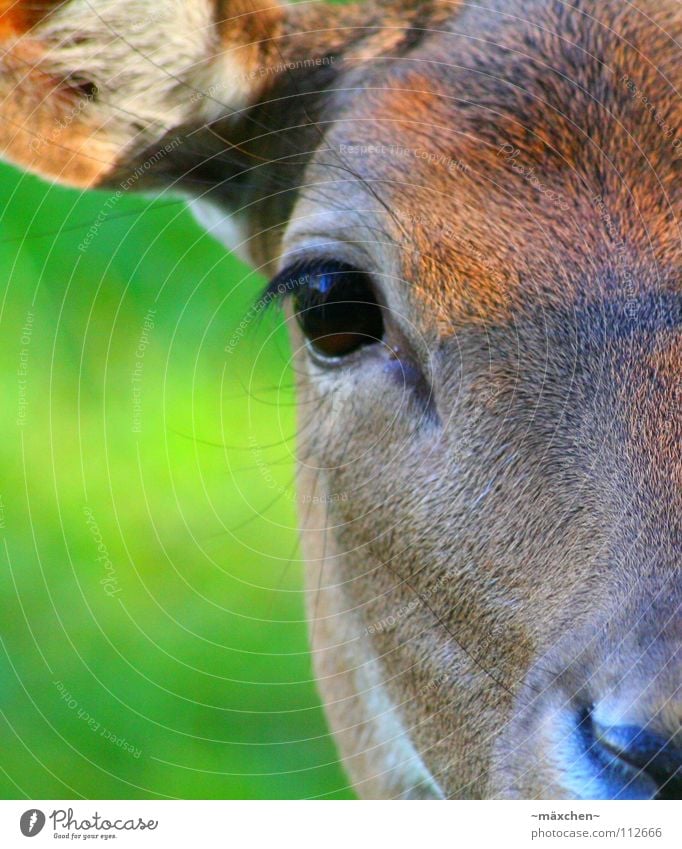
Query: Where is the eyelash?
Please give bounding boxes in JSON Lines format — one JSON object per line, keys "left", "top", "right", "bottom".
{"left": 258, "top": 259, "right": 330, "bottom": 313}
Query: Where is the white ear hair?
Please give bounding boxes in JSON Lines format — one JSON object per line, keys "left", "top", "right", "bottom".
{"left": 29, "top": 0, "right": 252, "bottom": 144}
{"left": 0, "top": 0, "right": 277, "bottom": 185}
{"left": 189, "top": 197, "right": 252, "bottom": 263}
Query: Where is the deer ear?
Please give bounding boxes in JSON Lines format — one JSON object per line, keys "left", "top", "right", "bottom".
{"left": 0, "top": 0, "right": 450, "bottom": 263}
{"left": 0, "top": 0, "right": 292, "bottom": 187}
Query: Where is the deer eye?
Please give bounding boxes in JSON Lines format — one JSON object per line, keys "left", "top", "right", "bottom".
{"left": 269, "top": 261, "right": 384, "bottom": 359}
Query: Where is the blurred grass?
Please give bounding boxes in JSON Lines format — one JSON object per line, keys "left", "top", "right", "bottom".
{"left": 0, "top": 162, "right": 352, "bottom": 799}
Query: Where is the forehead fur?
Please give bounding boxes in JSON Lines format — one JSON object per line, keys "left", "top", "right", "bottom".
{"left": 312, "top": 0, "right": 682, "bottom": 326}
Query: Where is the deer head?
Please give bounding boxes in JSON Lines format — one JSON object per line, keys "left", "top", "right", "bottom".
{"left": 1, "top": 0, "right": 680, "bottom": 799}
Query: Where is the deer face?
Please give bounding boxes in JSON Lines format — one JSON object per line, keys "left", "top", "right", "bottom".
{"left": 2, "top": 0, "right": 680, "bottom": 799}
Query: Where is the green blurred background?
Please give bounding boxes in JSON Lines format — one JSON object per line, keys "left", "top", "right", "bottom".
{"left": 0, "top": 162, "right": 352, "bottom": 799}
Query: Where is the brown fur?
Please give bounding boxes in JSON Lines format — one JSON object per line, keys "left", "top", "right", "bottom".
{"left": 1, "top": 0, "right": 680, "bottom": 799}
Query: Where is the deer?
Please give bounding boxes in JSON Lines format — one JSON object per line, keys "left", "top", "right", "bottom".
{"left": 1, "top": 0, "right": 681, "bottom": 800}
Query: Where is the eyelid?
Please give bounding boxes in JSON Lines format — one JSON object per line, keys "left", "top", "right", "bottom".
{"left": 258, "top": 259, "right": 360, "bottom": 313}
{"left": 259, "top": 261, "right": 311, "bottom": 312}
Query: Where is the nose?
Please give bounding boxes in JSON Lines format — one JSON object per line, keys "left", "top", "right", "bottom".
{"left": 585, "top": 716, "right": 682, "bottom": 799}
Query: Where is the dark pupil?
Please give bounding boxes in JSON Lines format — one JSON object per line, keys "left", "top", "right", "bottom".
{"left": 293, "top": 265, "right": 384, "bottom": 358}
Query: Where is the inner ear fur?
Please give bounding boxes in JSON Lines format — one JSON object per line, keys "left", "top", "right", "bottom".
{"left": 0, "top": 0, "right": 300, "bottom": 185}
